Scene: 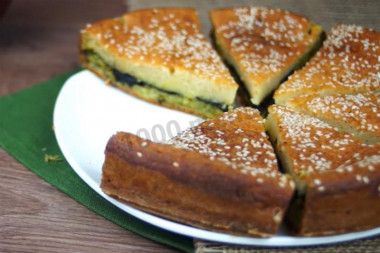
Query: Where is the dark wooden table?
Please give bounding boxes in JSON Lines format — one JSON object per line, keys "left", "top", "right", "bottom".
{"left": 0, "top": 1, "right": 180, "bottom": 252}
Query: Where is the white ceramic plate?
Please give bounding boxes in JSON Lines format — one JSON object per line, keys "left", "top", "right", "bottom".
{"left": 53, "top": 70, "right": 380, "bottom": 247}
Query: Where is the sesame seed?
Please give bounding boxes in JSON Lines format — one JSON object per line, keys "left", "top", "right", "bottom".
{"left": 173, "top": 162, "right": 179, "bottom": 167}
{"left": 318, "top": 186, "right": 325, "bottom": 192}
{"left": 137, "top": 152, "right": 143, "bottom": 158}
{"left": 362, "top": 176, "right": 370, "bottom": 184}
{"left": 273, "top": 211, "right": 282, "bottom": 223}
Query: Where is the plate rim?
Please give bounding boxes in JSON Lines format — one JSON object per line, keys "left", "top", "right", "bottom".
{"left": 53, "top": 70, "right": 380, "bottom": 247}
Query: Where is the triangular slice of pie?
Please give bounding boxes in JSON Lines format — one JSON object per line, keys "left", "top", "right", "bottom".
{"left": 265, "top": 104, "right": 380, "bottom": 236}
{"left": 284, "top": 92, "right": 380, "bottom": 144}
{"left": 210, "top": 6, "right": 323, "bottom": 105}
{"left": 101, "top": 107, "right": 294, "bottom": 237}
{"left": 80, "top": 8, "right": 238, "bottom": 118}
{"left": 274, "top": 24, "right": 380, "bottom": 104}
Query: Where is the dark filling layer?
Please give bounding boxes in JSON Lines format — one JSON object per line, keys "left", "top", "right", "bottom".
{"left": 82, "top": 50, "right": 229, "bottom": 112}
{"left": 112, "top": 68, "right": 180, "bottom": 96}
{"left": 284, "top": 191, "right": 305, "bottom": 234}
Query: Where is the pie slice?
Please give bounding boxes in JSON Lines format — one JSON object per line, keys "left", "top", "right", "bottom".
{"left": 284, "top": 92, "right": 380, "bottom": 144}
{"left": 80, "top": 8, "right": 238, "bottom": 118}
{"left": 209, "top": 6, "right": 323, "bottom": 105}
{"left": 274, "top": 24, "right": 380, "bottom": 104}
{"left": 265, "top": 104, "right": 380, "bottom": 236}
{"left": 101, "top": 107, "right": 294, "bottom": 237}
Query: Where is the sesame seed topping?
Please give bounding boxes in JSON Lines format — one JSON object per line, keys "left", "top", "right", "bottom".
{"left": 86, "top": 9, "right": 235, "bottom": 84}
{"left": 270, "top": 105, "right": 380, "bottom": 182}
{"left": 173, "top": 162, "right": 179, "bottom": 167}
{"left": 137, "top": 152, "right": 143, "bottom": 158}
{"left": 214, "top": 7, "right": 317, "bottom": 78}
{"left": 288, "top": 92, "right": 380, "bottom": 138}
{"left": 141, "top": 141, "right": 148, "bottom": 147}
{"left": 168, "top": 107, "right": 292, "bottom": 188}
{"left": 276, "top": 24, "right": 380, "bottom": 101}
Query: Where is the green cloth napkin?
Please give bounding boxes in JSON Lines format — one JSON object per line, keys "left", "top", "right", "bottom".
{"left": 0, "top": 69, "right": 194, "bottom": 253}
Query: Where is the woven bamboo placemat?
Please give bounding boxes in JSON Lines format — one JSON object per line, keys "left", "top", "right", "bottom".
{"left": 194, "top": 237, "right": 380, "bottom": 253}
{"left": 128, "top": 0, "right": 379, "bottom": 252}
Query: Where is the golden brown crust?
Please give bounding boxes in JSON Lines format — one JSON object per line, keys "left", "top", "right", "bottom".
{"left": 101, "top": 152, "right": 280, "bottom": 236}
{"left": 210, "top": 6, "right": 323, "bottom": 104}
{"left": 284, "top": 92, "right": 380, "bottom": 143}
{"left": 80, "top": 8, "right": 237, "bottom": 88}
{"left": 274, "top": 24, "right": 380, "bottom": 103}
{"left": 267, "top": 105, "right": 380, "bottom": 235}
{"left": 300, "top": 165, "right": 380, "bottom": 236}
{"left": 83, "top": 8, "right": 198, "bottom": 67}
{"left": 101, "top": 108, "right": 295, "bottom": 237}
